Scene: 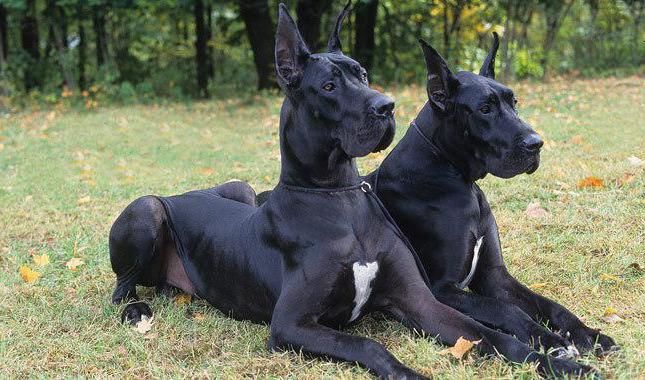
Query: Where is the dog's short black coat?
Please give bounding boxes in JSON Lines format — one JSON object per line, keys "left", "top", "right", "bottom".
{"left": 109, "top": 4, "right": 597, "bottom": 378}
{"left": 366, "top": 35, "right": 617, "bottom": 359}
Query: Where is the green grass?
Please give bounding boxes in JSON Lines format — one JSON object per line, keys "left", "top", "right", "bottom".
{"left": 1, "top": 76, "right": 643, "bottom": 379}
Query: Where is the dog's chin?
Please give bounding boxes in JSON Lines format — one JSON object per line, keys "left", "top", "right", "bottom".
{"left": 371, "top": 120, "right": 396, "bottom": 153}
{"left": 525, "top": 157, "right": 540, "bottom": 174}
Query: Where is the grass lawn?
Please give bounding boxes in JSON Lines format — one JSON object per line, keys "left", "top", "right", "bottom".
{"left": 0, "top": 76, "right": 643, "bottom": 379}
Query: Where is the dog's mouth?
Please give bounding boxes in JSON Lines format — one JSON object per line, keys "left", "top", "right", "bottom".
{"left": 372, "top": 118, "right": 396, "bottom": 153}
{"left": 524, "top": 150, "right": 541, "bottom": 174}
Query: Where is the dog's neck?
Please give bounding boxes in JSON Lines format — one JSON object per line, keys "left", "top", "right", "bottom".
{"left": 278, "top": 99, "right": 361, "bottom": 188}
{"left": 415, "top": 102, "right": 487, "bottom": 182}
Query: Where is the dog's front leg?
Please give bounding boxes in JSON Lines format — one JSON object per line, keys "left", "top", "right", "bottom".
{"left": 431, "top": 283, "right": 572, "bottom": 354}
{"left": 385, "top": 278, "right": 596, "bottom": 378}
{"left": 473, "top": 265, "right": 618, "bottom": 356}
{"left": 268, "top": 286, "right": 427, "bottom": 379}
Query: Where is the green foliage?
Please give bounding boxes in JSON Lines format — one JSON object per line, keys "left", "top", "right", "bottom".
{"left": 0, "top": 0, "right": 643, "bottom": 105}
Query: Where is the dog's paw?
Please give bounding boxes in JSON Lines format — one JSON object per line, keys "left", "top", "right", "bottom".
{"left": 537, "top": 357, "right": 600, "bottom": 379}
{"left": 389, "top": 364, "right": 430, "bottom": 380}
{"left": 120, "top": 301, "right": 153, "bottom": 325}
{"left": 567, "top": 327, "right": 619, "bottom": 357}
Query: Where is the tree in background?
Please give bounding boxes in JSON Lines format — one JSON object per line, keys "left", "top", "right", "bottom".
{"left": 297, "top": 0, "right": 333, "bottom": 51}
{"left": 238, "top": 0, "right": 276, "bottom": 90}
{"left": 0, "top": 0, "right": 642, "bottom": 101}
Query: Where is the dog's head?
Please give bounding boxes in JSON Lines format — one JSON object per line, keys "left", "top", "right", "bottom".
{"left": 419, "top": 34, "right": 543, "bottom": 179}
{"left": 275, "top": 2, "right": 395, "bottom": 158}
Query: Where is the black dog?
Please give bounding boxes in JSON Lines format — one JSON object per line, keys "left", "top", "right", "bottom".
{"left": 109, "top": 5, "right": 595, "bottom": 378}
{"left": 368, "top": 34, "right": 617, "bottom": 359}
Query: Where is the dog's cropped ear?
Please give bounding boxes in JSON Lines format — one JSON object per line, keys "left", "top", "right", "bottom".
{"left": 479, "top": 32, "right": 499, "bottom": 79}
{"left": 275, "top": 3, "right": 311, "bottom": 88}
{"left": 419, "top": 39, "right": 459, "bottom": 113}
{"left": 327, "top": 1, "right": 352, "bottom": 54}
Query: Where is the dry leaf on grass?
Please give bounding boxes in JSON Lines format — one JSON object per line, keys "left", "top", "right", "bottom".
{"left": 174, "top": 293, "right": 192, "bottom": 306}
{"left": 32, "top": 253, "right": 50, "bottom": 266}
{"left": 191, "top": 312, "right": 205, "bottom": 321}
{"left": 529, "top": 282, "right": 548, "bottom": 290}
{"left": 133, "top": 315, "right": 154, "bottom": 334}
{"left": 65, "top": 257, "right": 85, "bottom": 271}
{"left": 601, "top": 307, "right": 624, "bottom": 324}
{"left": 627, "top": 262, "right": 643, "bottom": 273}
{"left": 627, "top": 155, "right": 643, "bottom": 167}
{"left": 599, "top": 273, "right": 622, "bottom": 283}
{"left": 577, "top": 176, "right": 604, "bottom": 189}
{"left": 615, "top": 172, "right": 636, "bottom": 187}
{"left": 570, "top": 135, "right": 584, "bottom": 145}
{"left": 196, "top": 167, "right": 214, "bottom": 175}
{"left": 525, "top": 202, "right": 549, "bottom": 218}
{"left": 438, "top": 336, "right": 481, "bottom": 359}
{"left": 19, "top": 265, "right": 41, "bottom": 283}
{"left": 77, "top": 196, "right": 91, "bottom": 205}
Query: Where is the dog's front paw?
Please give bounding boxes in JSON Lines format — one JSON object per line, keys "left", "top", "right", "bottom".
{"left": 567, "top": 327, "right": 619, "bottom": 356}
{"left": 388, "top": 365, "right": 430, "bottom": 380}
{"left": 537, "top": 357, "right": 601, "bottom": 379}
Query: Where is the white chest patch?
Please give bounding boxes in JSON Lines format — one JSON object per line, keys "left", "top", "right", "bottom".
{"left": 349, "top": 261, "right": 379, "bottom": 322}
{"left": 458, "top": 236, "right": 484, "bottom": 290}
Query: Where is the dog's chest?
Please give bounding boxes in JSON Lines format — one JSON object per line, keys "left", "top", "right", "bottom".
{"left": 349, "top": 261, "right": 379, "bottom": 322}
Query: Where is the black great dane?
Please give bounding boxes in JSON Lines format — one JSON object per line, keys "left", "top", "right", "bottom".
{"left": 366, "top": 34, "right": 618, "bottom": 361}
{"left": 109, "top": 4, "right": 595, "bottom": 378}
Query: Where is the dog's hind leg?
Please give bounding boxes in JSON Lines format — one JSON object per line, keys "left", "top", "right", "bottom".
{"left": 214, "top": 180, "right": 257, "bottom": 206}
{"left": 109, "top": 195, "right": 168, "bottom": 325}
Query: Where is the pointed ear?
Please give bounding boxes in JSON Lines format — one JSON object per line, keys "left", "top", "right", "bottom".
{"left": 419, "top": 39, "right": 459, "bottom": 113}
{"left": 275, "top": 3, "right": 311, "bottom": 87}
{"left": 479, "top": 32, "right": 499, "bottom": 79}
{"left": 327, "top": 1, "right": 352, "bottom": 54}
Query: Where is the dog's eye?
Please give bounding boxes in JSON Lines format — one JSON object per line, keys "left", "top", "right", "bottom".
{"left": 479, "top": 104, "right": 491, "bottom": 114}
{"left": 322, "top": 83, "right": 335, "bottom": 92}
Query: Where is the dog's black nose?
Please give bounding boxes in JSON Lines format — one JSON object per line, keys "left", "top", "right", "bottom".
{"left": 371, "top": 96, "right": 395, "bottom": 116}
{"left": 522, "top": 134, "right": 544, "bottom": 152}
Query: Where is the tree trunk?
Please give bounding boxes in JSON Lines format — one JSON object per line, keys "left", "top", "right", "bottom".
{"left": 501, "top": 1, "right": 513, "bottom": 82}
{"left": 78, "top": 2, "right": 86, "bottom": 91}
{"left": 92, "top": 4, "right": 108, "bottom": 67}
{"left": 296, "top": 0, "right": 332, "bottom": 51}
{"left": 194, "top": 0, "right": 209, "bottom": 98}
{"left": 442, "top": 0, "right": 450, "bottom": 59}
{"left": 629, "top": 0, "right": 643, "bottom": 65}
{"left": 21, "top": 0, "right": 40, "bottom": 91}
{"left": 354, "top": 0, "right": 378, "bottom": 71}
{"left": 206, "top": 2, "right": 214, "bottom": 79}
{"left": 0, "top": 4, "right": 7, "bottom": 70}
{"left": 540, "top": 0, "right": 574, "bottom": 79}
{"left": 47, "top": 0, "right": 77, "bottom": 90}
{"left": 238, "top": 0, "right": 276, "bottom": 90}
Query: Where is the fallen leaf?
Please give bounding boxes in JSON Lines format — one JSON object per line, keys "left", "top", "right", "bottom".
{"left": 133, "top": 315, "right": 154, "bottom": 334}
{"left": 192, "top": 312, "right": 205, "bottom": 321}
{"left": 174, "top": 293, "right": 192, "bottom": 306}
{"left": 439, "top": 336, "right": 481, "bottom": 359}
{"left": 65, "top": 257, "right": 85, "bottom": 271}
{"left": 599, "top": 273, "right": 622, "bottom": 283}
{"left": 601, "top": 307, "right": 624, "bottom": 324}
{"left": 77, "top": 196, "right": 91, "bottom": 205}
{"left": 577, "top": 176, "right": 604, "bottom": 189}
{"left": 627, "top": 155, "right": 643, "bottom": 167}
{"left": 570, "top": 135, "right": 584, "bottom": 145}
{"left": 32, "top": 254, "right": 50, "bottom": 266}
{"left": 528, "top": 282, "right": 548, "bottom": 290}
{"left": 525, "top": 201, "right": 549, "bottom": 218}
{"left": 615, "top": 172, "right": 635, "bottom": 187}
{"left": 196, "top": 167, "right": 214, "bottom": 175}
{"left": 627, "top": 262, "right": 643, "bottom": 273}
{"left": 19, "top": 265, "right": 41, "bottom": 283}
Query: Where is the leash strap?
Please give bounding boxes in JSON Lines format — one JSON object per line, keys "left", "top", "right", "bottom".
{"left": 361, "top": 183, "right": 433, "bottom": 286}
{"left": 277, "top": 179, "right": 432, "bottom": 285}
